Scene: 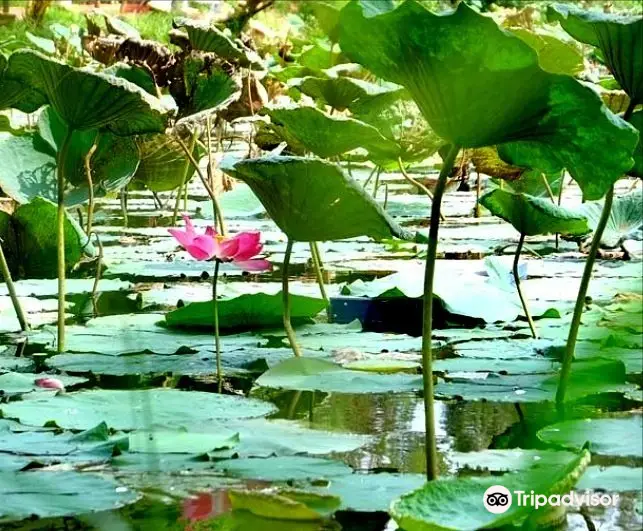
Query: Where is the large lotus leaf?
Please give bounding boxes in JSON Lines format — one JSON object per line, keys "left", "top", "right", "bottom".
{"left": 581, "top": 190, "right": 642, "bottom": 247}
{"left": 0, "top": 389, "right": 276, "bottom": 430}
{"left": 128, "top": 429, "right": 239, "bottom": 454}
{"left": 219, "top": 155, "right": 409, "bottom": 241}
{"left": 103, "top": 62, "right": 157, "bottom": 96}
{"left": 629, "top": 110, "right": 643, "bottom": 177}
{"left": 290, "top": 76, "right": 404, "bottom": 112}
{"left": 479, "top": 188, "right": 589, "bottom": 237}
{"left": 309, "top": 1, "right": 351, "bottom": 43}
{"left": 338, "top": 1, "right": 638, "bottom": 201}
{"left": 254, "top": 357, "right": 422, "bottom": 394}
{"left": 216, "top": 456, "right": 353, "bottom": 482}
{"left": 189, "top": 67, "right": 241, "bottom": 115}
{"left": 131, "top": 134, "right": 196, "bottom": 192}
{"left": 38, "top": 106, "right": 140, "bottom": 190}
{"left": 497, "top": 169, "right": 564, "bottom": 198}
{"left": 264, "top": 106, "right": 400, "bottom": 160}
{"left": 0, "top": 471, "right": 139, "bottom": 523}
{"left": 390, "top": 450, "right": 590, "bottom": 531}
{"left": 165, "top": 292, "right": 326, "bottom": 330}
{"left": 510, "top": 27, "right": 583, "bottom": 76}
{"left": 11, "top": 197, "right": 92, "bottom": 278}
{"left": 0, "top": 421, "right": 127, "bottom": 467}
{"left": 5, "top": 50, "right": 170, "bottom": 135}
{"left": 228, "top": 488, "right": 340, "bottom": 521}
{"left": 537, "top": 416, "right": 642, "bottom": 458}
{"left": 0, "top": 52, "right": 47, "bottom": 113}
{"left": 548, "top": 4, "right": 643, "bottom": 104}
{"left": 173, "top": 18, "right": 262, "bottom": 69}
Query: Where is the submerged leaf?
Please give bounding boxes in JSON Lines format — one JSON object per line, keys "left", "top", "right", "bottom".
{"left": 220, "top": 155, "right": 410, "bottom": 241}
{"left": 338, "top": 1, "right": 637, "bottom": 200}
{"left": 479, "top": 188, "right": 590, "bottom": 236}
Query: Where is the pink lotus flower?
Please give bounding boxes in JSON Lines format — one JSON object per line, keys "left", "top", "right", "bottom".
{"left": 169, "top": 216, "right": 271, "bottom": 272}
{"left": 35, "top": 377, "right": 65, "bottom": 391}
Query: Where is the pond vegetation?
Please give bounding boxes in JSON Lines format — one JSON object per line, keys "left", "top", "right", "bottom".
{"left": 0, "top": 0, "right": 641, "bottom": 529}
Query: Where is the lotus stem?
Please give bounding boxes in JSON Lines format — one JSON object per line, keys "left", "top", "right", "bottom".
{"left": 84, "top": 134, "right": 99, "bottom": 235}
{"left": 56, "top": 128, "right": 74, "bottom": 353}
{"left": 372, "top": 166, "right": 381, "bottom": 198}
{"left": 475, "top": 171, "right": 481, "bottom": 218}
{"left": 541, "top": 172, "right": 556, "bottom": 202}
{"left": 422, "top": 143, "right": 460, "bottom": 481}
{"left": 556, "top": 99, "right": 637, "bottom": 411}
{"left": 514, "top": 233, "right": 537, "bottom": 339}
{"left": 282, "top": 239, "right": 303, "bottom": 357}
{"left": 0, "top": 239, "right": 29, "bottom": 331}
{"left": 120, "top": 188, "right": 128, "bottom": 227}
{"left": 398, "top": 157, "right": 446, "bottom": 222}
{"left": 555, "top": 175, "right": 565, "bottom": 250}
{"left": 309, "top": 241, "right": 330, "bottom": 321}
{"left": 556, "top": 185, "right": 614, "bottom": 409}
{"left": 172, "top": 131, "right": 198, "bottom": 226}
{"left": 213, "top": 259, "right": 223, "bottom": 393}
{"left": 206, "top": 115, "right": 222, "bottom": 236}
{"left": 176, "top": 135, "right": 227, "bottom": 236}
{"left": 363, "top": 166, "right": 377, "bottom": 188}
{"left": 383, "top": 183, "right": 389, "bottom": 210}
{"left": 91, "top": 232, "right": 103, "bottom": 318}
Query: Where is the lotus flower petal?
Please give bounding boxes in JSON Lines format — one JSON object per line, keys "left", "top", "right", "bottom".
{"left": 35, "top": 377, "right": 65, "bottom": 390}
{"left": 231, "top": 232, "right": 263, "bottom": 261}
{"left": 233, "top": 259, "right": 273, "bottom": 272}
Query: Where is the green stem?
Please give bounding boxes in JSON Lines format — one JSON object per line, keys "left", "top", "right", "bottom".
{"left": 91, "top": 232, "right": 104, "bottom": 318}
{"left": 283, "top": 239, "right": 303, "bottom": 357}
{"left": 0, "top": 240, "right": 29, "bottom": 331}
{"left": 363, "top": 166, "right": 377, "bottom": 188}
{"left": 310, "top": 241, "right": 330, "bottom": 321}
{"left": 555, "top": 175, "right": 565, "bottom": 250}
{"left": 56, "top": 128, "right": 74, "bottom": 353}
{"left": 555, "top": 185, "right": 614, "bottom": 409}
{"left": 541, "top": 173, "right": 555, "bottom": 202}
{"left": 213, "top": 259, "right": 222, "bottom": 393}
{"left": 555, "top": 99, "right": 637, "bottom": 410}
{"left": 372, "top": 166, "right": 381, "bottom": 198}
{"left": 84, "top": 134, "right": 99, "bottom": 236}
{"left": 475, "top": 171, "right": 481, "bottom": 218}
{"left": 422, "top": 143, "right": 460, "bottom": 481}
{"left": 514, "top": 233, "right": 537, "bottom": 339}
{"left": 172, "top": 131, "right": 198, "bottom": 226}
{"left": 120, "top": 188, "right": 128, "bottom": 227}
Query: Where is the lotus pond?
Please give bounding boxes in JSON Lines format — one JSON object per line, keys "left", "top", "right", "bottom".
{"left": 0, "top": 1, "right": 642, "bottom": 530}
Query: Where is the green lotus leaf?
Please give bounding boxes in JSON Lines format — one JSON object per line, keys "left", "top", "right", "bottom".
{"left": 479, "top": 188, "right": 589, "bottom": 237}
{"left": 165, "top": 292, "right": 326, "bottom": 330}
{"left": 0, "top": 389, "right": 276, "bottom": 431}
{"left": 338, "top": 1, "right": 638, "bottom": 200}
{"left": 103, "top": 62, "right": 157, "bottom": 96}
{"left": 309, "top": 1, "right": 349, "bottom": 43}
{"left": 290, "top": 75, "right": 404, "bottom": 112}
{"left": 547, "top": 4, "right": 642, "bottom": 104}
{"left": 228, "top": 488, "right": 339, "bottom": 521}
{"left": 0, "top": 471, "right": 139, "bottom": 523}
{"left": 510, "top": 27, "right": 583, "bottom": 76}
{"left": 537, "top": 416, "right": 642, "bottom": 458}
{"left": 104, "top": 14, "right": 140, "bottom": 39}
{"left": 495, "top": 169, "right": 564, "bottom": 198}
{"left": 8, "top": 197, "right": 92, "bottom": 278}
{"left": 131, "top": 134, "right": 198, "bottom": 192}
{"left": 297, "top": 43, "right": 344, "bottom": 70}
{"left": 581, "top": 190, "right": 642, "bottom": 247}
{"left": 25, "top": 31, "right": 56, "bottom": 54}
{"left": 264, "top": 106, "right": 400, "bottom": 160}
{"left": 0, "top": 52, "right": 47, "bottom": 113}
{"left": 5, "top": 50, "right": 170, "bottom": 135}
{"left": 219, "top": 155, "right": 409, "bottom": 241}
{"left": 183, "top": 64, "right": 241, "bottom": 116}
{"left": 173, "top": 17, "right": 263, "bottom": 69}
{"left": 629, "top": 110, "right": 643, "bottom": 177}
{"left": 390, "top": 450, "right": 590, "bottom": 531}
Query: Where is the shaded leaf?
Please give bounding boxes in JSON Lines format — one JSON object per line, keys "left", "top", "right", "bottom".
{"left": 581, "top": 190, "right": 642, "bottom": 247}
{"left": 479, "top": 188, "right": 589, "bottom": 236}
{"left": 510, "top": 27, "right": 583, "bottom": 75}
{"left": 338, "top": 1, "right": 638, "bottom": 200}
{"left": 219, "top": 155, "right": 409, "bottom": 241}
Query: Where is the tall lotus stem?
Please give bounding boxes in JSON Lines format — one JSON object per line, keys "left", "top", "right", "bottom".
{"left": 172, "top": 131, "right": 198, "bottom": 226}
{"left": 556, "top": 100, "right": 637, "bottom": 410}
{"left": 514, "top": 233, "right": 537, "bottom": 339}
{"left": 56, "top": 128, "right": 73, "bottom": 353}
{"left": 422, "top": 143, "right": 460, "bottom": 481}
{"left": 555, "top": 175, "right": 565, "bottom": 250}
{"left": 398, "top": 157, "right": 446, "bottom": 222}
{"left": 283, "top": 239, "right": 303, "bottom": 357}
{"left": 84, "top": 134, "right": 99, "bottom": 235}
{"left": 0, "top": 240, "right": 29, "bottom": 331}
{"left": 213, "top": 259, "right": 223, "bottom": 393}
{"left": 309, "top": 241, "right": 330, "bottom": 321}
{"left": 475, "top": 171, "right": 481, "bottom": 218}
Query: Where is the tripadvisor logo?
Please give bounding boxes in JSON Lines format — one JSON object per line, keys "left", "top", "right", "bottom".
{"left": 483, "top": 485, "right": 619, "bottom": 514}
